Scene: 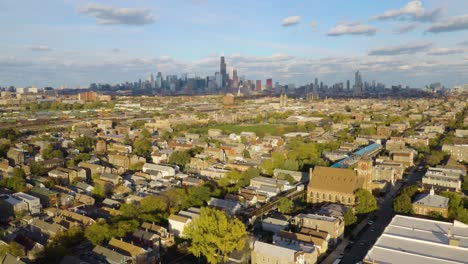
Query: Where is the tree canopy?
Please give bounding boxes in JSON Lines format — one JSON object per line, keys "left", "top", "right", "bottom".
{"left": 183, "top": 207, "right": 247, "bottom": 264}
{"left": 354, "top": 189, "right": 377, "bottom": 214}
{"left": 277, "top": 197, "right": 293, "bottom": 214}
{"left": 74, "top": 136, "right": 96, "bottom": 153}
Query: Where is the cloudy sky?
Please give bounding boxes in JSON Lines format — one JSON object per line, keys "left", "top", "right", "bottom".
{"left": 1, "top": 0, "right": 468, "bottom": 88}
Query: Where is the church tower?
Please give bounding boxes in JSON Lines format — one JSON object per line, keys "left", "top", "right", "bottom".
{"left": 356, "top": 157, "right": 373, "bottom": 192}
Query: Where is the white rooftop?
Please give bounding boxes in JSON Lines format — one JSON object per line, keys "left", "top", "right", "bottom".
{"left": 253, "top": 241, "right": 296, "bottom": 261}
{"left": 365, "top": 215, "right": 468, "bottom": 264}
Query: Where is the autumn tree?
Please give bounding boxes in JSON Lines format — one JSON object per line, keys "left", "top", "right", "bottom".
{"left": 183, "top": 207, "right": 247, "bottom": 264}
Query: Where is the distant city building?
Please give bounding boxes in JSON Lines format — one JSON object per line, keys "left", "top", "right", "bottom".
{"left": 353, "top": 70, "right": 363, "bottom": 95}
{"left": 255, "top": 80, "right": 262, "bottom": 91}
{"left": 266, "top": 78, "right": 273, "bottom": 89}
{"left": 220, "top": 56, "right": 227, "bottom": 88}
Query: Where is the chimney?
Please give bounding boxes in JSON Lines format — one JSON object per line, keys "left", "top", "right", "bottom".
{"left": 430, "top": 187, "right": 435, "bottom": 196}
{"left": 447, "top": 227, "right": 459, "bottom": 247}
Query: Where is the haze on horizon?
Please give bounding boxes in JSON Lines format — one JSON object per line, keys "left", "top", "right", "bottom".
{"left": 1, "top": 0, "right": 468, "bottom": 88}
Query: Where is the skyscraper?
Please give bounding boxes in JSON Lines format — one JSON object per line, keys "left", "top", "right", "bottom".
{"left": 354, "top": 70, "right": 363, "bottom": 95}
{"left": 266, "top": 78, "right": 273, "bottom": 89}
{"left": 346, "top": 80, "right": 350, "bottom": 91}
{"left": 156, "top": 72, "right": 163, "bottom": 89}
{"left": 256, "top": 80, "right": 261, "bottom": 91}
{"left": 231, "top": 68, "right": 239, "bottom": 88}
{"left": 220, "top": 56, "right": 227, "bottom": 88}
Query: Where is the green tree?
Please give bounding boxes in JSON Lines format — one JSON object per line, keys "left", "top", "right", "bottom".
{"left": 393, "top": 194, "right": 413, "bottom": 214}
{"left": 463, "top": 175, "right": 468, "bottom": 192}
{"left": 92, "top": 183, "right": 107, "bottom": 199}
{"left": 427, "top": 151, "right": 447, "bottom": 166}
{"left": 0, "top": 128, "right": 20, "bottom": 141}
{"left": 2, "top": 168, "right": 27, "bottom": 192}
{"left": 141, "top": 128, "right": 151, "bottom": 139}
{"left": 133, "top": 138, "right": 152, "bottom": 160}
{"left": 42, "top": 146, "right": 64, "bottom": 160}
{"left": 0, "top": 143, "right": 10, "bottom": 158}
{"left": 242, "top": 149, "right": 251, "bottom": 159}
{"left": 131, "top": 120, "right": 146, "bottom": 129}
{"left": 30, "top": 162, "right": 49, "bottom": 176}
{"left": 344, "top": 209, "right": 357, "bottom": 226}
{"left": 184, "top": 207, "right": 247, "bottom": 264}
{"left": 85, "top": 222, "right": 112, "bottom": 245}
{"left": 75, "top": 136, "right": 96, "bottom": 153}
{"left": 39, "top": 226, "right": 84, "bottom": 263}
{"left": 277, "top": 197, "right": 293, "bottom": 214}
{"left": 129, "top": 161, "right": 145, "bottom": 171}
{"left": 441, "top": 191, "right": 464, "bottom": 219}
{"left": 354, "top": 189, "right": 377, "bottom": 214}
{"left": 168, "top": 151, "right": 191, "bottom": 170}
{"left": 113, "top": 220, "right": 139, "bottom": 238}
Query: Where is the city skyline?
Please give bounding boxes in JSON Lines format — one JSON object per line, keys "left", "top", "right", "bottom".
{"left": 1, "top": 0, "right": 468, "bottom": 88}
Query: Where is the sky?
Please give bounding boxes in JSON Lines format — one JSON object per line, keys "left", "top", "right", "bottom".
{"left": 1, "top": 0, "right": 468, "bottom": 88}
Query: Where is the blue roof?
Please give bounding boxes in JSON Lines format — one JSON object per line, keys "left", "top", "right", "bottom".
{"left": 331, "top": 143, "right": 382, "bottom": 168}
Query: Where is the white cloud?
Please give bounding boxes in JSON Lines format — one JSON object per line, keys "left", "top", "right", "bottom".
{"left": 427, "top": 48, "right": 464, "bottom": 55}
{"left": 426, "top": 14, "right": 468, "bottom": 33}
{"left": 371, "top": 0, "right": 442, "bottom": 22}
{"left": 327, "top": 22, "right": 377, "bottom": 36}
{"left": 1, "top": 50, "right": 467, "bottom": 89}
{"left": 79, "top": 2, "right": 157, "bottom": 26}
{"left": 369, "top": 42, "right": 432, "bottom": 56}
{"left": 393, "top": 23, "right": 418, "bottom": 34}
{"left": 27, "top": 45, "right": 52, "bottom": 52}
{"left": 282, "top": 16, "right": 300, "bottom": 26}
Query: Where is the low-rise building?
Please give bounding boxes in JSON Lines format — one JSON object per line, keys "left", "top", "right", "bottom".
{"left": 207, "top": 198, "right": 241, "bottom": 216}
{"left": 261, "top": 217, "right": 289, "bottom": 233}
{"left": 364, "top": 215, "right": 468, "bottom": 264}
{"left": 107, "top": 238, "right": 157, "bottom": 264}
{"left": 442, "top": 144, "right": 467, "bottom": 162}
{"left": 0, "top": 194, "right": 28, "bottom": 221}
{"left": 422, "top": 167, "right": 464, "bottom": 192}
{"left": 142, "top": 163, "right": 176, "bottom": 178}
{"left": 12, "top": 192, "right": 41, "bottom": 215}
{"left": 412, "top": 188, "right": 449, "bottom": 218}
{"left": 7, "top": 148, "right": 25, "bottom": 165}
{"left": 291, "top": 213, "right": 344, "bottom": 246}
{"left": 168, "top": 207, "right": 200, "bottom": 237}
{"left": 251, "top": 241, "right": 317, "bottom": 264}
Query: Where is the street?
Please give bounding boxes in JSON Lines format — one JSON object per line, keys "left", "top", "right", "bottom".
{"left": 337, "top": 169, "right": 425, "bottom": 264}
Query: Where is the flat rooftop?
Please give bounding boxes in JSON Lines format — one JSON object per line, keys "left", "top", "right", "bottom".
{"left": 365, "top": 215, "right": 468, "bottom": 264}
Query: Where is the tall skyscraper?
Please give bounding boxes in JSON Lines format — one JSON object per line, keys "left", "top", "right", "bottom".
{"left": 220, "top": 56, "right": 227, "bottom": 88}
{"left": 231, "top": 68, "right": 239, "bottom": 88}
{"left": 346, "top": 80, "right": 350, "bottom": 91}
{"left": 266, "top": 78, "right": 273, "bottom": 89}
{"left": 256, "top": 80, "right": 261, "bottom": 91}
{"left": 314, "top": 78, "right": 318, "bottom": 90}
{"left": 355, "top": 71, "right": 362, "bottom": 88}
{"left": 156, "top": 72, "right": 163, "bottom": 89}
{"left": 215, "top": 72, "right": 222, "bottom": 88}
{"left": 354, "top": 70, "right": 363, "bottom": 95}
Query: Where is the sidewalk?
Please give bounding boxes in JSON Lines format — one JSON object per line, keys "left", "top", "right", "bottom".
{"left": 320, "top": 217, "right": 369, "bottom": 264}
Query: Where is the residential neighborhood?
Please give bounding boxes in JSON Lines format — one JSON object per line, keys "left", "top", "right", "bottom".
{"left": 0, "top": 90, "right": 467, "bottom": 264}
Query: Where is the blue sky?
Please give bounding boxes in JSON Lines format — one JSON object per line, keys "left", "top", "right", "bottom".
{"left": 1, "top": 0, "right": 467, "bottom": 88}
